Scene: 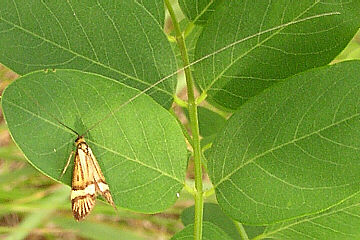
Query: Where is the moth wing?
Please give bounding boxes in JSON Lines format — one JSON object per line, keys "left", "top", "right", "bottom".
{"left": 88, "top": 148, "right": 115, "bottom": 208}
{"left": 71, "top": 148, "right": 96, "bottom": 221}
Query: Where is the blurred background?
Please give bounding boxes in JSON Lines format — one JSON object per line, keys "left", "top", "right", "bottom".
{"left": 0, "top": 19, "right": 359, "bottom": 240}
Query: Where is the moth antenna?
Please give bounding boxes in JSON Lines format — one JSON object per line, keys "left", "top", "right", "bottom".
{"left": 57, "top": 121, "right": 79, "bottom": 136}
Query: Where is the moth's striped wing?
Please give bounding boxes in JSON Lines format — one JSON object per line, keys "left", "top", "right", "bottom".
{"left": 88, "top": 147, "right": 115, "bottom": 207}
{"left": 71, "top": 139, "right": 115, "bottom": 221}
{"left": 71, "top": 143, "right": 96, "bottom": 221}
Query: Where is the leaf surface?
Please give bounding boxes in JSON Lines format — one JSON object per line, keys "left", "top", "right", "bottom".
{"left": 184, "top": 106, "right": 226, "bottom": 137}
{"left": 135, "top": 0, "right": 165, "bottom": 26}
{"left": 178, "top": 0, "right": 224, "bottom": 25}
{"left": 208, "top": 61, "right": 360, "bottom": 224}
{"left": 1, "top": 70, "right": 187, "bottom": 213}
{"left": 195, "top": 0, "right": 360, "bottom": 110}
{"left": 0, "top": 0, "right": 175, "bottom": 107}
{"left": 262, "top": 193, "right": 360, "bottom": 239}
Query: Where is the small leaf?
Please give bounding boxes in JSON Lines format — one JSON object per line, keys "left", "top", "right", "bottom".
{"left": 262, "top": 193, "right": 360, "bottom": 239}
{"left": 0, "top": 0, "right": 176, "bottom": 107}
{"left": 208, "top": 61, "right": 360, "bottom": 224}
{"left": 178, "top": 0, "right": 225, "bottom": 25}
{"left": 1, "top": 70, "right": 187, "bottom": 213}
{"left": 181, "top": 203, "right": 265, "bottom": 239}
{"left": 171, "top": 221, "right": 233, "bottom": 240}
{"left": 195, "top": 0, "right": 360, "bottom": 110}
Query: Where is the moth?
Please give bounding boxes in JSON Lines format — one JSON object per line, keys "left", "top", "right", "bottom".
{"left": 16, "top": 84, "right": 117, "bottom": 221}
{"left": 62, "top": 135, "right": 116, "bottom": 221}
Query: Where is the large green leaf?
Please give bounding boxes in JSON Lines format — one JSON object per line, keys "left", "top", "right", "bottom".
{"left": 0, "top": 0, "right": 175, "bottom": 108}
{"left": 208, "top": 61, "right": 360, "bottom": 224}
{"left": 178, "top": 0, "right": 224, "bottom": 25}
{"left": 181, "top": 203, "right": 265, "bottom": 240}
{"left": 262, "top": 193, "right": 360, "bottom": 239}
{"left": 171, "top": 222, "right": 233, "bottom": 240}
{"left": 1, "top": 70, "right": 187, "bottom": 213}
{"left": 195, "top": 0, "right": 360, "bottom": 110}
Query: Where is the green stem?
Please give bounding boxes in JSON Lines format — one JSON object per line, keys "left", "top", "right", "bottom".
{"left": 165, "top": 1, "right": 204, "bottom": 240}
{"left": 174, "top": 95, "right": 188, "bottom": 108}
{"left": 184, "top": 183, "right": 196, "bottom": 196}
{"left": 203, "top": 187, "right": 215, "bottom": 198}
{"left": 233, "top": 221, "right": 249, "bottom": 240}
{"left": 196, "top": 92, "right": 207, "bottom": 105}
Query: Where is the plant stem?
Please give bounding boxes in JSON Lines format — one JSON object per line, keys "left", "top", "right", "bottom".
{"left": 203, "top": 187, "right": 215, "bottom": 198}
{"left": 233, "top": 221, "right": 249, "bottom": 240}
{"left": 164, "top": 1, "right": 204, "bottom": 239}
{"left": 174, "top": 95, "right": 188, "bottom": 108}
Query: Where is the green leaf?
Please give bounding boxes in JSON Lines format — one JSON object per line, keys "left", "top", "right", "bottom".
{"left": 208, "top": 61, "right": 360, "bottom": 224}
{"left": 171, "top": 221, "right": 233, "bottom": 240}
{"left": 184, "top": 106, "right": 226, "bottom": 137}
{"left": 54, "top": 216, "right": 148, "bottom": 240}
{"left": 181, "top": 203, "right": 265, "bottom": 240}
{"left": 1, "top": 70, "right": 187, "bottom": 213}
{"left": 135, "top": 0, "right": 165, "bottom": 26}
{"left": 0, "top": 0, "right": 176, "bottom": 108}
{"left": 195, "top": 0, "right": 360, "bottom": 111}
{"left": 262, "top": 193, "right": 360, "bottom": 239}
{"left": 198, "top": 107, "right": 226, "bottom": 138}
{"left": 178, "top": 0, "right": 225, "bottom": 25}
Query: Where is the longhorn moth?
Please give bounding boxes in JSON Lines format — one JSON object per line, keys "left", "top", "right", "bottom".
{"left": 61, "top": 135, "right": 116, "bottom": 221}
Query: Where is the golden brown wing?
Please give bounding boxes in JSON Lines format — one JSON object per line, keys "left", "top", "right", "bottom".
{"left": 88, "top": 147, "right": 115, "bottom": 208}
{"left": 71, "top": 145, "right": 96, "bottom": 221}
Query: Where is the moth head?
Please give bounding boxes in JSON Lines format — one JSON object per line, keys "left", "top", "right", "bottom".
{"left": 75, "top": 136, "right": 85, "bottom": 145}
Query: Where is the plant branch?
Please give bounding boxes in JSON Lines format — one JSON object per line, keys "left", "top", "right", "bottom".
{"left": 174, "top": 95, "right": 188, "bottom": 108}
{"left": 233, "top": 221, "right": 249, "bottom": 240}
{"left": 165, "top": 1, "right": 204, "bottom": 239}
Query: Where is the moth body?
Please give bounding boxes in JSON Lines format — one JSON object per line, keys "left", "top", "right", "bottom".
{"left": 70, "top": 136, "right": 115, "bottom": 221}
